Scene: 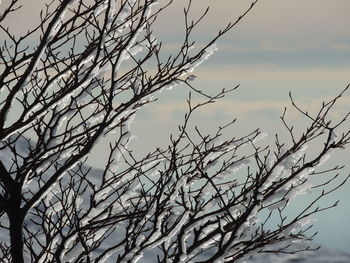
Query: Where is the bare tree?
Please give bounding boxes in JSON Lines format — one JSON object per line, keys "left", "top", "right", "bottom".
{"left": 0, "top": 0, "right": 349, "bottom": 262}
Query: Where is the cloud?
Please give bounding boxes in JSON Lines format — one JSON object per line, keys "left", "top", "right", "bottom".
{"left": 328, "top": 42, "right": 350, "bottom": 52}
{"left": 4, "top": 0, "right": 349, "bottom": 45}
{"left": 145, "top": 94, "right": 350, "bottom": 121}
{"left": 160, "top": 39, "right": 350, "bottom": 56}
{"left": 217, "top": 42, "right": 350, "bottom": 53}
{"left": 154, "top": 0, "right": 350, "bottom": 43}
{"left": 193, "top": 65, "right": 350, "bottom": 88}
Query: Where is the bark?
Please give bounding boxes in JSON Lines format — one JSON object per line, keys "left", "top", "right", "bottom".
{"left": 7, "top": 189, "right": 24, "bottom": 263}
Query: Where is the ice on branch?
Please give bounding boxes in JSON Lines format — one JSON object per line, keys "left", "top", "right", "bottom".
{"left": 148, "top": 211, "right": 191, "bottom": 249}
{"left": 218, "top": 159, "right": 250, "bottom": 178}
{"left": 281, "top": 216, "right": 316, "bottom": 237}
{"left": 318, "top": 152, "right": 332, "bottom": 166}
{"left": 261, "top": 145, "right": 308, "bottom": 192}
{"left": 183, "top": 44, "right": 218, "bottom": 74}
{"left": 1, "top": 0, "right": 349, "bottom": 262}
{"left": 47, "top": 1, "right": 76, "bottom": 41}
{"left": 330, "top": 130, "right": 338, "bottom": 143}
{"left": 93, "top": 1, "right": 108, "bottom": 17}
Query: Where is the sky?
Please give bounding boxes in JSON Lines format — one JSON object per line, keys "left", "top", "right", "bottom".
{"left": 131, "top": 0, "right": 350, "bottom": 253}
{"left": 1, "top": 0, "right": 350, "bottom": 255}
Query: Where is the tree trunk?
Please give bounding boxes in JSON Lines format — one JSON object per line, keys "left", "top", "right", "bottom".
{"left": 9, "top": 214, "right": 24, "bottom": 263}
{"left": 8, "top": 191, "right": 24, "bottom": 263}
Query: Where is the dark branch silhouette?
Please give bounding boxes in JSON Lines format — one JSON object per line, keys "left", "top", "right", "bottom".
{"left": 0, "top": 0, "right": 349, "bottom": 262}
